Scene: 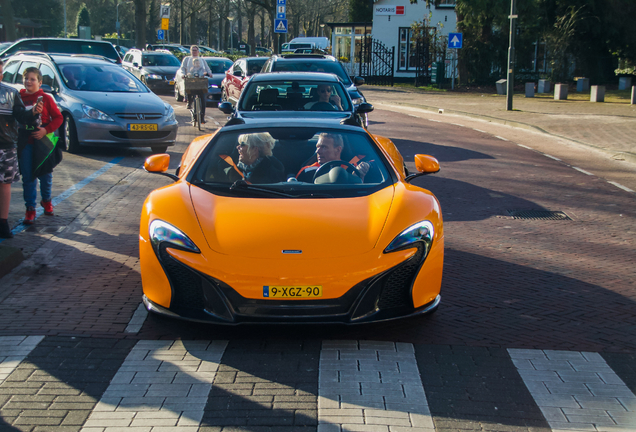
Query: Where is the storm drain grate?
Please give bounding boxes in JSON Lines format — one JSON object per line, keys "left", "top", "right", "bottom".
{"left": 506, "top": 209, "right": 572, "bottom": 220}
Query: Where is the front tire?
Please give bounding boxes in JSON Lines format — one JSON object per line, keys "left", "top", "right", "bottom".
{"left": 175, "top": 84, "right": 184, "bottom": 102}
{"left": 63, "top": 115, "right": 80, "bottom": 154}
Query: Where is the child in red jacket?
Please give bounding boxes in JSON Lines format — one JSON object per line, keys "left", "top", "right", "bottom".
{"left": 19, "top": 67, "right": 63, "bottom": 224}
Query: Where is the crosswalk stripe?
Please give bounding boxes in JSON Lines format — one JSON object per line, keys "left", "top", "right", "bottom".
{"left": 0, "top": 335, "right": 44, "bottom": 383}
{"left": 81, "top": 340, "right": 227, "bottom": 430}
{"left": 319, "top": 341, "right": 434, "bottom": 431}
{"left": 509, "top": 348, "right": 636, "bottom": 431}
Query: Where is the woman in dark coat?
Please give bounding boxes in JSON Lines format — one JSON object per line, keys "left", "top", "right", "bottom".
{"left": 220, "top": 132, "right": 284, "bottom": 184}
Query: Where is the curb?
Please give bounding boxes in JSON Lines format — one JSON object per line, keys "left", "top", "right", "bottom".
{"left": 373, "top": 100, "right": 636, "bottom": 166}
{"left": 0, "top": 244, "right": 25, "bottom": 279}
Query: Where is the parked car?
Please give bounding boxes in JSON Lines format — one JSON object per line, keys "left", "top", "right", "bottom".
{"left": 0, "top": 38, "right": 121, "bottom": 64}
{"left": 197, "top": 46, "right": 217, "bottom": 54}
{"left": 220, "top": 56, "right": 268, "bottom": 105}
{"left": 1, "top": 52, "right": 178, "bottom": 154}
{"left": 254, "top": 46, "right": 272, "bottom": 55}
{"left": 174, "top": 56, "right": 233, "bottom": 105}
{"left": 140, "top": 115, "right": 443, "bottom": 324}
{"left": 152, "top": 44, "right": 190, "bottom": 56}
{"left": 122, "top": 49, "right": 180, "bottom": 93}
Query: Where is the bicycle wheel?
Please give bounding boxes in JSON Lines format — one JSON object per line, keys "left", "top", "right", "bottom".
{"left": 195, "top": 95, "right": 202, "bottom": 131}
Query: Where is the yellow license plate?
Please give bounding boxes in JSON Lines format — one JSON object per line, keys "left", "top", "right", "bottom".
{"left": 263, "top": 286, "right": 322, "bottom": 298}
{"left": 169, "top": 80, "right": 175, "bottom": 85}
{"left": 128, "top": 124, "right": 158, "bottom": 131}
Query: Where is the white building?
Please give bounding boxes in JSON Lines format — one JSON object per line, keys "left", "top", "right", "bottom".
{"left": 372, "top": 0, "right": 457, "bottom": 78}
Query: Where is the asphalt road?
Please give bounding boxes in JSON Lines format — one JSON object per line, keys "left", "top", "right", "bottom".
{"left": 0, "top": 93, "right": 634, "bottom": 432}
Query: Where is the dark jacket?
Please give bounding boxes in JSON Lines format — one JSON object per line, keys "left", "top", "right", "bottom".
{"left": 0, "top": 83, "right": 37, "bottom": 150}
{"left": 223, "top": 156, "right": 285, "bottom": 184}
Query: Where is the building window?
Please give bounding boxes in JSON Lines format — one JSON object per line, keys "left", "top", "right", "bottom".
{"left": 398, "top": 27, "right": 417, "bottom": 71}
{"left": 436, "top": 0, "right": 455, "bottom": 7}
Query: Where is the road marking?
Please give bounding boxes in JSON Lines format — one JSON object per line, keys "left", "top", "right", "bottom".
{"left": 319, "top": 341, "right": 434, "bottom": 430}
{"left": 83, "top": 340, "right": 227, "bottom": 429}
{"left": 509, "top": 348, "right": 636, "bottom": 432}
{"left": 496, "top": 136, "right": 509, "bottom": 141}
{"left": 543, "top": 154, "right": 562, "bottom": 161}
{"left": 472, "top": 128, "right": 486, "bottom": 133}
{"left": 2, "top": 157, "right": 124, "bottom": 242}
{"left": 573, "top": 167, "right": 594, "bottom": 176}
{"left": 451, "top": 123, "right": 465, "bottom": 127}
{"left": 408, "top": 114, "right": 419, "bottom": 118}
{"left": 607, "top": 181, "right": 635, "bottom": 193}
{"left": 0, "top": 336, "right": 44, "bottom": 383}
{"left": 125, "top": 303, "right": 149, "bottom": 333}
{"left": 428, "top": 119, "right": 442, "bottom": 123}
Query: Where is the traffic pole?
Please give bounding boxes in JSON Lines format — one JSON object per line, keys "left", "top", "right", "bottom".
{"left": 506, "top": 0, "right": 517, "bottom": 111}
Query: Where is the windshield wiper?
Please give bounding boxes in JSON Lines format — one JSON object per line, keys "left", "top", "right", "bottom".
{"left": 229, "top": 179, "right": 296, "bottom": 198}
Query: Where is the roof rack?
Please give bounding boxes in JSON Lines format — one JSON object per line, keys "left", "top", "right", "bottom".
{"left": 280, "top": 53, "right": 329, "bottom": 59}
{"left": 10, "top": 51, "right": 54, "bottom": 61}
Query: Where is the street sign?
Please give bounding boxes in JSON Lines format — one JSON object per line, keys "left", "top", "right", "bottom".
{"left": 277, "top": 5, "right": 286, "bottom": 19}
{"left": 277, "top": 0, "right": 285, "bottom": 4}
{"left": 448, "top": 32, "right": 463, "bottom": 49}
{"left": 157, "top": 29, "right": 164, "bottom": 40}
{"left": 160, "top": 5, "right": 170, "bottom": 19}
{"left": 274, "top": 19, "right": 288, "bottom": 33}
{"left": 161, "top": 18, "right": 169, "bottom": 30}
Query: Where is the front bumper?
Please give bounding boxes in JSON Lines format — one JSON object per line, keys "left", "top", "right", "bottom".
{"left": 143, "top": 243, "right": 440, "bottom": 325}
{"left": 146, "top": 79, "right": 175, "bottom": 93}
{"left": 76, "top": 118, "right": 178, "bottom": 147}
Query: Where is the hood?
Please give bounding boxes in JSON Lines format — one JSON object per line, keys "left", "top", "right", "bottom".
{"left": 189, "top": 185, "right": 395, "bottom": 259}
{"left": 75, "top": 91, "right": 165, "bottom": 114}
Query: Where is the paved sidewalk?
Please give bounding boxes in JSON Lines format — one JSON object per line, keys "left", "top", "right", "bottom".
{"left": 363, "top": 85, "right": 636, "bottom": 163}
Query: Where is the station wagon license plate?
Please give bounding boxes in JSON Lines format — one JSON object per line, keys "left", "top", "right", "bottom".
{"left": 128, "top": 124, "right": 158, "bottom": 131}
{"left": 263, "top": 286, "right": 322, "bottom": 298}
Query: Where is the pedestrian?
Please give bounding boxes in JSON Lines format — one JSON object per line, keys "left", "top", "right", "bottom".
{"left": 0, "top": 60, "right": 43, "bottom": 238}
{"left": 18, "top": 67, "right": 63, "bottom": 225}
{"left": 180, "top": 45, "right": 211, "bottom": 123}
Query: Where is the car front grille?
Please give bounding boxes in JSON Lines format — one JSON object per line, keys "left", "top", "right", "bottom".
{"left": 159, "top": 247, "right": 205, "bottom": 310}
{"left": 376, "top": 246, "right": 425, "bottom": 309}
{"left": 110, "top": 131, "right": 171, "bottom": 140}
{"left": 116, "top": 113, "right": 163, "bottom": 120}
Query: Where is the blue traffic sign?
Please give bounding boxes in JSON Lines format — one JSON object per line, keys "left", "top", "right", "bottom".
{"left": 277, "top": 0, "right": 285, "bottom": 4}
{"left": 157, "top": 29, "right": 165, "bottom": 40}
{"left": 276, "top": 4, "right": 286, "bottom": 19}
{"left": 274, "top": 19, "right": 288, "bottom": 33}
{"left": 448, "top": 32, "right": 463, "bottom": 49}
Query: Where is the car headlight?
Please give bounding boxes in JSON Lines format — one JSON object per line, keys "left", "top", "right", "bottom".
{"left": 164, "top": 103, "right": 176, "bottom": 122}
{"left": 147, "top": 74, "right": 163, "bottom": 80}
{"left": 82, "top": 105, "right": 114, "bottom": 122}
{"left": 351, "top": 97, "right": 365, "bottom": 105}
{"left": 150, "top": 220, "right": 200, "bottom": 254}
{"left": 209, "top": 84, "right": 219, "bottom": 88}
{"left": 384, "top": 221, "right": 434, "bottom": 254}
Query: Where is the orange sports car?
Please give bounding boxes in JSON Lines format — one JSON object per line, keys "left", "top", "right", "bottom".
{"left": 140, "top": 116, "right": 443, "bottom": 324}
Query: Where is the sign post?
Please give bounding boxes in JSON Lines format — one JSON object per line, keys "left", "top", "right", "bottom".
{"left": 506, "top": 0, "right": 517, "bottom": 111}
{"left": 275, "top": 0, "right": 287, "bottom": 53}
{"left": 447, "top": 32, "right": 463, "bottom": 90}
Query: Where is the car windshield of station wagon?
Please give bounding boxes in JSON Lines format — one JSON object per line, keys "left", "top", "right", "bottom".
{"left": 191, "top": 128, "right": 392, "bottom": 197}
{"left": 271, "top": 61, "right": 352, "bottom": 85}
{"left": 239, "top": 80, "right": 352, "bottom": 112}
{"left": 61, "top": 64, "right": 146, "bottom": 92}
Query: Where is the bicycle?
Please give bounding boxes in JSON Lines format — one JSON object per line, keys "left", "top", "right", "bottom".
{"left": 184, "top": 76, "right": 208, "bottom": 131}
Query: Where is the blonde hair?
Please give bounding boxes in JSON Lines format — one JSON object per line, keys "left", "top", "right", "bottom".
{"left": 238, "top": 133, "right": 275, "bottom": 157}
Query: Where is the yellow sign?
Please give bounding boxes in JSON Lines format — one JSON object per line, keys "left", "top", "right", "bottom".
{"left": 161, "top": 18, "right": 169, "bottom": 30}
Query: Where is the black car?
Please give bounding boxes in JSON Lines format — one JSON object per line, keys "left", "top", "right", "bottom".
{"left": 261, "top": 54, "right": 366, "bottom": 106}
{"left": 174, "top": 57, "right": 234, "bottom": 105}
{"left": 122, "top": 49, "right": 181, "bottom": 93}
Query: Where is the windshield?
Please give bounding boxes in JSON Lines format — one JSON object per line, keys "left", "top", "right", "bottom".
{"left": 271, "top": 61, "right": 351, "bottom": 85}
{"left": 142, "top": 54, "right": 180, "bottom": 67}
{"left": 239, "top": 80, "right": 352, "bottom": 112}
{"left": 206, "top": 58, "right": 233, "bottom": 73}
{"left": 191, "top": 128, "right": 392, "bottom": 198}
{"left": 60, "top": 64, "right": 147, "bottom": 92}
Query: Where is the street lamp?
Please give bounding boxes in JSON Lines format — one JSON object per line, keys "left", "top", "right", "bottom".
{"left": 116, "top": 0, "right": 133, "bottom": 45}
{"left": 228, "top": 16, "right": 235, "bottom": 53}
{"left": 320, "top": 24, "right": 325, "bottom": 37}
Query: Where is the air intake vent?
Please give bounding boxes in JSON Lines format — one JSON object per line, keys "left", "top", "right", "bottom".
{"left": 506, "top": 210, "right": 571, "bottom": 220}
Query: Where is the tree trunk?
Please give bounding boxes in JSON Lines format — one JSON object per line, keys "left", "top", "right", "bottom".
{"left": 134, "top": 0, "right": 147, "bottom": 48}
{"left": 260, "top": 11, "right": 265, "bottom": 47}
{"left": 190, "top": 13, "right": 196, "bottom": 44}
{"left": 180, "top": 0, "right": 184, "bottom": 44}
{"left": 0, "top": 0, "right": 17, "bottom": 41}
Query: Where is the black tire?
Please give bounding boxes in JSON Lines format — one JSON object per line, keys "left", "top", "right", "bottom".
{"left": 63, "top": 115, "right": 80, "bottom": 154}
{"left": 175, "top": 84, "right": 184, "bottom": 102}
{"left": 151, "top": 146, "right": 168, "bottom": 154}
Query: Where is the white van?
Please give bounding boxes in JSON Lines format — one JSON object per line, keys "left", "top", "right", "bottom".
{"left": 289, "top": 37, "right": 330, "bottom": 50}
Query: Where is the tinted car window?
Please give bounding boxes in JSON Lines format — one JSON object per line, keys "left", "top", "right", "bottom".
{"left": 246, "top": 58, "right": 267, "bottom": 76}
{"left": 3, "top": 41, "right": 44, "bottom": 57}
{"left": 123, "top": 53, "right": 134, "bottom": 63}
{"left": 239, "top": 80, "right": 352, "bottom": 112}
{"left": 206, "top": 59, "right": 233, "bottom": 73}
{"left": 1, "top": 60, "right": 21, "bottom": 83}
{"left": 60, "top": 64, "right": 146, "bottom": 92}
{"left": 16, "top": 61, "right": 38, "bottom": 84}
{"left": 271, "top": 60, "right": 351, "bottom": 85}
{"left": 39, "top": 64, "right": 58, "bottom": 90}
{"left": 191, "top": 128, "right": 390, "bottom": 195}
{"left": 142, "top": 54, "right": 180, "bottom": 67}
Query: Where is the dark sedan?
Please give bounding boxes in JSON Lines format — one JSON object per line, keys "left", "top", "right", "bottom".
{"left": 174, "top": 57, "right": 234, "bottom": 106}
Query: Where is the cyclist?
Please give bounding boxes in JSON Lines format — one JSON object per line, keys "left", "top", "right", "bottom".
{"left": 180, "top": 45, "right": 212, "bottom": 124}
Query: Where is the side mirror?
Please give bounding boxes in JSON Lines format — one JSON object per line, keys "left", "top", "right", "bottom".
{"left": 356, "top": 102, "right": 374, "bottom": 114}
{"left": 132, "top": 62, "right": 139, "bottom": 67}
{"left": 144, "top": 154, "right": 178, "bottom": 181}
{"left": 218, "top": 101, "right": 234, "bottom": 114}
{"left": 354, "top": 76, "right": 365, "bottom": 86}
{"left": 405, "top": 154, "right": 440, "bottom": 183}
{"left": 41, "top": 84, "right": 55, "bottom": 94}
{"left": 233, "top": 70, "right": 243, "bottom": 77}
